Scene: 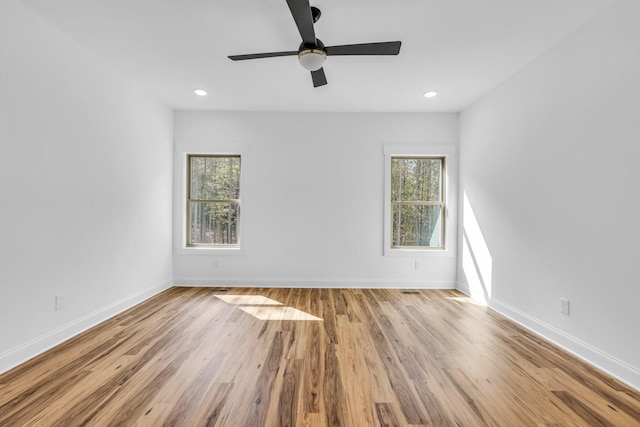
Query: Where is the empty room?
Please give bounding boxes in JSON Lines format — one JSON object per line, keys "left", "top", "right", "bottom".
{"left": 1, "top": 0, "right": 640, "bottom": 425}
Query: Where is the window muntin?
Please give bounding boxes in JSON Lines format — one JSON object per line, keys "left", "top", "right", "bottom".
{"left": 390, "top": 157, "right": 445, "bottom": 249}
{"left": 187, "top": 155, "right": 241, "bottom": 247}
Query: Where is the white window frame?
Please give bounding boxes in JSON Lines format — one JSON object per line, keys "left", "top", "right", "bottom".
{"left": 178, "top": 146, "right": 248, "bottom": 255}
{"left": 384, "top": 145, "right": 455, "bottom": 257}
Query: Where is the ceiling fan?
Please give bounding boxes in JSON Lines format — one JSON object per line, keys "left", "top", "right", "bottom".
{"left": 228, "top": 0, "right": 402, "bottom": 87}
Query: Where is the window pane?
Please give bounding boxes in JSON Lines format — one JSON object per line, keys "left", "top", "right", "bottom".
{"left": 190, "top": 156, "right": 240, "bottom": 200}
{"left": 392, "top": 204, "right": 443, "bottom": 247}
{"left": 190, "top": 202, "right": 239, "bottom": 245}
{"left": 391, "top": 158, "right": 442, "bottom": 202}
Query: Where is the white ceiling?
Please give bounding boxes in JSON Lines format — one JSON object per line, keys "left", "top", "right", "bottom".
{"left": 19, "top": 0, "right": 614, "bottom": 112}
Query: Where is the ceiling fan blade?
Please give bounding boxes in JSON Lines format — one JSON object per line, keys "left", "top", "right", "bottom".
{"left": 325, "top": 41, "right": 401, "bottom": 56}
{"left": 228, "top": 51, "right": 298, "bottom": 61}
{"left": 311, "top": 68, "right": 327, "bottom": 87}
{"left": 286, "top": 0, "right": 316, "bottom": 46}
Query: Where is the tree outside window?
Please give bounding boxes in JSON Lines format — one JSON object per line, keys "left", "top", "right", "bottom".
{"left": 187, "top": 155, "right": 241, "bottom": 246}
{"left": 390, "top": 157, "right": 444, "bottom": 249}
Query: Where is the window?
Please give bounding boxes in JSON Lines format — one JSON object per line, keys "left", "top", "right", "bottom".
{"left": 390, "top": 156, "right": 445, "bottom": 250}
{"left": 187, "top": 155, "right": 241, "bottom": 247}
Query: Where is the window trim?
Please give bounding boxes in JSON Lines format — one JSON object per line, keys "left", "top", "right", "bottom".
{"left": 178, "top": 147, "right": 248, "bottom": 255}
{"left": 383, "top": 145, "right": 455, "bottom": 257}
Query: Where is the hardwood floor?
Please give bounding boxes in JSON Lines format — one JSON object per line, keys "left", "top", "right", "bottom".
{"left": 1, "top": 287, "right": 640, "bottom": 426}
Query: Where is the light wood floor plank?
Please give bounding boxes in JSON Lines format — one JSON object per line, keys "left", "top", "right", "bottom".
{"left": 1, "top": 287, "right": 640, "bottom": 426}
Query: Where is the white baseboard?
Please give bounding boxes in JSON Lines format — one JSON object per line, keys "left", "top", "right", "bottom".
{"left": 0, "top": 280, "right": 173, "bottom": 376}
{"left": 488, "top": 297, "right": 640, "bottom": 392}
{"left": 174, "top": 277, "right": 456, "bottom": 289}
{"left": 455, "top": 281, "right": 470, "bottom": 296}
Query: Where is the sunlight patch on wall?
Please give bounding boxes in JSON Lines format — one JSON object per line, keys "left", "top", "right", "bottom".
{"left": 214, "top": 294, "right": 323, "bottom": 321}
{"left": 462, "top": 238, "right": 487, "bottom": 305}
{"left": 462, "top": 192, "right": 493, "bottom": 304}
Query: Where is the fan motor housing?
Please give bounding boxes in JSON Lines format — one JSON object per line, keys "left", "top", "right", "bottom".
{"left": 299, "top": 38, "right": 325, "bottom": 53}
{"left": 297, "top": 38, "right": 326, "bottom": 71}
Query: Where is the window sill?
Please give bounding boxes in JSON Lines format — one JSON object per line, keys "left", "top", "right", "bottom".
{"left": 177, "top": 246, "right": 245, "bottom": 256}
{"left": 384, "top": 248, "right": 454, "bottom": 258}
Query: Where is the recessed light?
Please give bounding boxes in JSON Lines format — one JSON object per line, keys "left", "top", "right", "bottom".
{"left": 423, "top": 90, "right": 438, "bottom": 98}
{"left": 194, "top": 89, "right": 208, "bottom": 96}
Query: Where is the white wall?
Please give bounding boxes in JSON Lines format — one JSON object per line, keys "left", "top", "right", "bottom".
{"left": 174, "top": 112, "right": 458, "bottom": 288}
{"left": 458, "top": 0, "right": 640, "bottom": 389}
{"left": 0, "top": 0, "right": 174, "bottom": 373}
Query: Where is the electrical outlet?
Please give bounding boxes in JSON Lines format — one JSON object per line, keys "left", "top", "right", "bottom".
{"left": 55, "top": 294, "right": 65, "bottom": 311}
{"left": 560, "top": 298, "right": 570, "bottom": 315}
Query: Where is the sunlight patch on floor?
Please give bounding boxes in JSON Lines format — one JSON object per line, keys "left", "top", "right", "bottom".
{"left": 214, "top": 294, "right": 323, "bottom": 321}
{"left": 446, "top": 296, "right": 487, "bottom": 307}
{"left": 215, "top": 294, "right": 282, "bottom": 306}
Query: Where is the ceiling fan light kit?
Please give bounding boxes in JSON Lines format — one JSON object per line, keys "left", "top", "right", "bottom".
{"left": 298, "top": 49, "right": 326, "bottom": 71}
{"left": 228, "top": 0, "right": 401, "bottom": 87}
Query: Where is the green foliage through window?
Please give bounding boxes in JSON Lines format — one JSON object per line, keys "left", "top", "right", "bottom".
{"left": 391, "top": 157, "right": 444, "bottom": 248}
{"left": 188, "top": 155, "right": 240, "bottom": 246}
